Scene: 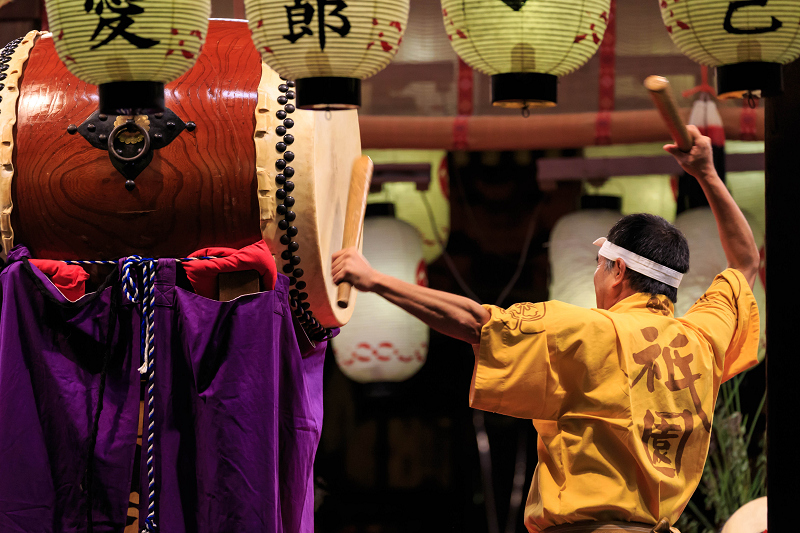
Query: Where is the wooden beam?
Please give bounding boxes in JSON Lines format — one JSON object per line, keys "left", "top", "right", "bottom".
{"left": 370, "top": 163, "right": 431, "bottom": 192}
{"left": 359, "top": 107, "right": 764, "bottom": 151}
{"left": 537, "top": 152, "right": 765, "bottom": 186}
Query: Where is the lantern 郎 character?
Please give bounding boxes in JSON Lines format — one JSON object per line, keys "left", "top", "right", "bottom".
{"left": 246, "top": 0, "right": 410, "bottom": 109}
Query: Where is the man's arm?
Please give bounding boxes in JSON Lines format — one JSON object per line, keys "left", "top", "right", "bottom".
{"left": 665, "top": 125, "right": 760, "bottom": 289}
{"left": 331, "top": 248, "right": 491, "bottom": 344}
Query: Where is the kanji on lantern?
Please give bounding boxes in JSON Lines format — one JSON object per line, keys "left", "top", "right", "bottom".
{"left": 282, "top": 0, "right": 351, "bottom": 50}
{"left": 84, "top": 0, "right": 160, "bottom": 50}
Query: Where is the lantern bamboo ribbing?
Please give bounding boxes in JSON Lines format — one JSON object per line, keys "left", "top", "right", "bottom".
{"left": 659, "top": 0, "right": 800, "bottom": 99}
{"left": 441, "top": 0, "right": 611, "bottom": 107}
{"left": 45, "top": 0, "right": 210, "bottom": 113}
{"left": 245, "top": 0, "right": 410, "bottom": 109}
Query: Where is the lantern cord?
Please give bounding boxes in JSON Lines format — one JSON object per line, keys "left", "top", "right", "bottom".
{"left": 422, "top": 170, "right": 533, "bottom": 531}
{"left": 325, "top": 108, "right": 333, "bottom": 120}
{"left": 472, "top": 411, "right": 530, "bottom": 533}
{"left": 419, "top": 175, "right": 540, "bottom": 306}
{"left": 420, "top": 194, "right": 483, "bottom": 303}
{"left": 506, "top": 426, "right": 529, "bottom": 533}
{"left": 746, "top": 92, "right": 758, "bottom": 110}
{"left": 521, "top": 105, "right": 531, "bottom": 119}
{"left": 473, "top": 411, "right": 500, "bottom": 533}
{"left": 493, "top": 206, "right": 540, "bottom": 307}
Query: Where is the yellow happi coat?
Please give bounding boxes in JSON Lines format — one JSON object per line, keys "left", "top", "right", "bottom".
{"left": 470, "top": 269, "right": 760, "bottom": 532}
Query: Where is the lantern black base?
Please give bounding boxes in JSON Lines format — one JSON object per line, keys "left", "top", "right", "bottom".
{"left": 296, "top": 77, "right": 361, "bottom": 110}
{"left": 491, "top": 73, "right": 557, "bottom": 108}
{"left": 98, "top": 82, "right": 165, "bottom": 115}
{"left": 717, "top": 62, "right": 783, "bottom": 99}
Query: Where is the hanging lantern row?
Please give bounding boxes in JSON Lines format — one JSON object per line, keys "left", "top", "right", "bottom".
{"left": 440, "top": 0, "right": 611, "bottom": 108}
{"left": 245, "top": 0, "right": 410, "bottom": 110}
{"left": 660, "top": 0, "right": 800, "bottom": 99}
{"left": 45, "top": 1, "right": 800, "bottom": 113}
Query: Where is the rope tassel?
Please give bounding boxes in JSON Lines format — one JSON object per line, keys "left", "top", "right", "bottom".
{"left": 64, "top": 255, "right": 217, "bottom": 533}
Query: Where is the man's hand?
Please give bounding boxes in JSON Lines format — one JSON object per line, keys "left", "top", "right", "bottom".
{"left": 665, "top": 125, "right": 759, "bottom": 288}
{"left": 664, "top": 125, "right": 718, "bottom": 182}
{"left": 331, "top": 246, "right": 490, "bottom": 343}
{"left": 332, "top": 247, "right": 379, "bottom": 292}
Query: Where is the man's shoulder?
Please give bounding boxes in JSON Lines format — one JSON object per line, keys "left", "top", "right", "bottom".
{"left": 485, "top": 300, "right": 611, "bottom": 335}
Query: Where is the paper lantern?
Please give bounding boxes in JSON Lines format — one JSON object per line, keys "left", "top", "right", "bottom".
{"left": 365, "top": 149, "right": 451, "bottom": 263}
{"left": 660, "top": 0, "right": 800, "bottom": 98}
{"left": 245, "top": 0, "right": 410, "bottom": 110}
{"left": 45, "top": 0, "right": 210, "bottom": 113}
{"left": 549, "top": 201, "right": 621, "bottom": 307}
{"left": 441, "top": 0, "right": 611, "bottom": 107}
{"left": 674, "top": 207, "right": 766, "bottom": 361}
{"left": 333, "top": 214, "right": 429, "bottom": 383}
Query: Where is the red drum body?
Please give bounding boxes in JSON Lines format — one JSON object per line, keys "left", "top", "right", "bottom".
{"left": 4, "top": 19, "right": 363, "bottom": 327}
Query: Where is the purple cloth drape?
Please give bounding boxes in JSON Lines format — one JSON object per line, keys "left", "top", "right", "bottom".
{"left": 0, "top": 246, "right": 329, "bottom": 533}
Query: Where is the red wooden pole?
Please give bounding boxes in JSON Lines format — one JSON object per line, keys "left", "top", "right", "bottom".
{"left": 39, "top": 0, "right": 48, "bottom": 31}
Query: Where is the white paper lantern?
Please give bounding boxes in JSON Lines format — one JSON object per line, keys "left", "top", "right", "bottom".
{"left": 245, "top": 0, "right": 410, "bottom": 109}
{"left": 333, "top": 216, "right": 429, "bottom": 383}
{"left": 549, "top": 207, "right": 622, "bottom": 307}
{"left": 441, "top": 0, "right": 611, "bottom": 107}
{"left": 659, "top": 0, "right": 800, "bottom": 98}
{"left": 674, "top": 207, "right": 766, "bottom": 361}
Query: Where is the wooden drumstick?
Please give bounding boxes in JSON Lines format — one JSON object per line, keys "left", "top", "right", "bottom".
{"left": 644, "top": 75, "right": 693, "bottom": 153}
{"left": 337, "top": 155, "right": 374, "bottom": 308}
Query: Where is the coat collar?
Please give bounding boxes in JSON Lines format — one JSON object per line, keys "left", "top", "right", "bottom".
{"left": 608, "top": 292, "right": 675, "bottom": 318}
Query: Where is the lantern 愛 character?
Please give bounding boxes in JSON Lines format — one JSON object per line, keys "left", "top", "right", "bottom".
{"left": 44, "top": 0, "right": 211, "bottom": 188}
{"left": 45, "top": 0, "right": 210, "bottom": 114}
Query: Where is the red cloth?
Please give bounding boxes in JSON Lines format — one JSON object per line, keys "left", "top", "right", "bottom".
{"left": 28, "top": 240, "right": 277, "bottom": 302}
{"left": 29, "top": 260, "right": 90, "bottom": 302}
{"left": 184, "top": 240, "right": 278, "bottom": 299}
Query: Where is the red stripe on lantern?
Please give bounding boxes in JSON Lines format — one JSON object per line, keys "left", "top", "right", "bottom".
{"left": 457, "top": 57, "right": 474, "bottom": 117}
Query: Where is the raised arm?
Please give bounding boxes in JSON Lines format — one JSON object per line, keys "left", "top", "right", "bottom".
{"left": 332, "top": 247, "right": 490, "bottom": 344}
{"left": 664, "top": 125, "right": 760, "bottom": 288}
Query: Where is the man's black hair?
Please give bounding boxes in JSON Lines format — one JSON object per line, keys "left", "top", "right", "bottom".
{"left": 604, "top": 213, "right": 689, "bottom": 304}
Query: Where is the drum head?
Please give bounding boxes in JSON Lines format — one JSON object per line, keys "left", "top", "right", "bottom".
{"left": 258, "top": 65, "right": 362, "bottom": 328}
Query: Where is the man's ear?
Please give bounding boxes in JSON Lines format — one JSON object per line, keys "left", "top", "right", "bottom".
{"left": 612, "top": 258, "right": 627, "bottom": 287}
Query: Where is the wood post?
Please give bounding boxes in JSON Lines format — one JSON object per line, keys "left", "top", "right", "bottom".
{"left": 765, "top": 59, "right": 800, "bottom": 531}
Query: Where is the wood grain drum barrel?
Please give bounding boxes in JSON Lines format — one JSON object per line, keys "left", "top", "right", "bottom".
{"left": 0, "top": 19, "right": 363, "bottom": 329}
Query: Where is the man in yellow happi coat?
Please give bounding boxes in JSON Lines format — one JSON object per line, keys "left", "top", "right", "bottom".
{"left": 332, "top": 126, "right": 760, "bottom": 533}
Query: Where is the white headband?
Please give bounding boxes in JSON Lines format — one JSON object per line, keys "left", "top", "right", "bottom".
{"left": 593, "top": 237, "right": 684, "bottom": 288}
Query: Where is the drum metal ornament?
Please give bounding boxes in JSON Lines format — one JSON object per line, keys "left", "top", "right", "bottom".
{"left": 2, "top": 19, "right": 363, "bottom": 330}
{"left": 245, "top": 0, "right": 410, "bottom": 110}
{"left": 659, "top": 0, "right": 800, "bottom": 99}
